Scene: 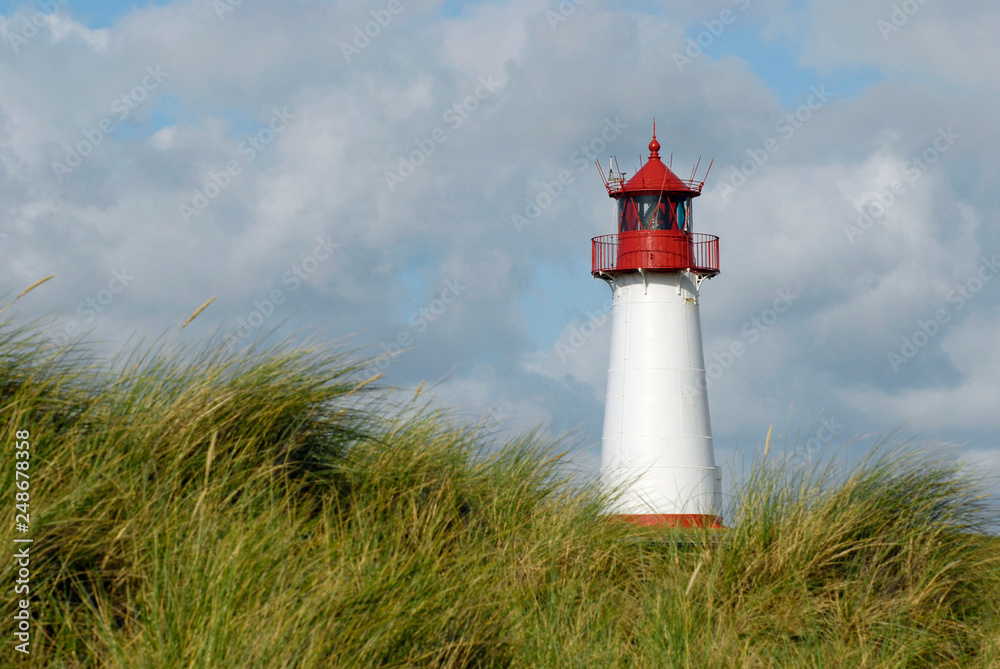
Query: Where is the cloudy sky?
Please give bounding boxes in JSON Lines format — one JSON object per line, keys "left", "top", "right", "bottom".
{"left": 2, "top": 0, "right": 998, "bottom": 496}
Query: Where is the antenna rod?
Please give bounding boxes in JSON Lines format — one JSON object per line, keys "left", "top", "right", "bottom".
{"left": 702, "top": 158, "right": 714, "bottom": 184}
{"left": 689, "top": 156, "right": 702, "bottom": 183}
{"left": 595, "top": 158, "right": 611, "bottom": 191}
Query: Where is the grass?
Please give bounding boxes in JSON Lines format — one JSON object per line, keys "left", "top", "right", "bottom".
{"left": 1, "top": 314, "right": 998, "bottom": 668}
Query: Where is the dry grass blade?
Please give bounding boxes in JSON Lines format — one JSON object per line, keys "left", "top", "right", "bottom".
{"left": 684, "top": 560, "right": 703, "bottom": 597}
{"left": 181, "top": 296, "right": 216, "bottom": 328}
{"left": 15, "top": 274, "right": 55, "bottom": 299}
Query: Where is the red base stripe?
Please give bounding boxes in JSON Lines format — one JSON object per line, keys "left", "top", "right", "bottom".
{"left": 609, "top": 514, "right": 724, "bottom": 529}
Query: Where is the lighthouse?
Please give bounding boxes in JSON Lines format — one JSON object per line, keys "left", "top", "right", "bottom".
{"left": 591, "top": 128, "right": 723, "bottom": 528}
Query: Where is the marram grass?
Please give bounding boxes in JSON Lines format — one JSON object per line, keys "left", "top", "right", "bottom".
{"left": 1, "top": 317, "right": 998, "bottom": 668}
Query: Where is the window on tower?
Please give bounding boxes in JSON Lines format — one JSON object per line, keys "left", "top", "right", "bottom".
{"left": 676, "top": 198, "right": 690, "bottom": 231}
{"left": 618, "top": 194, "right": 675, "bottom": 232}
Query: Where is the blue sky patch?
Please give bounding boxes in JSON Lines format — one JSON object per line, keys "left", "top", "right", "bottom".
{"left": 1, "top": 0, "right": 169, "bottom": 28}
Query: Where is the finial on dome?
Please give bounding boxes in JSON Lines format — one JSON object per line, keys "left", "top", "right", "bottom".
{"left": 648, "top": 119, "right": 660, "bottom": 158}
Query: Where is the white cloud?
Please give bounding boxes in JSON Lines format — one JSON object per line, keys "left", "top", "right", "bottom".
{"left": 805, "top": 0, "right": 1000, "bottom": 91}
{"left": 2, "top": 0, "right": 998, "bottom": 473}
{"left": 47, "top": 13, "right": 111, "bottom": 50}
{"left": 843, "top": 310, "right": 1000, "bottom": 430}
{"left": 151, "top": 126, "right": 175, "bottom": 150}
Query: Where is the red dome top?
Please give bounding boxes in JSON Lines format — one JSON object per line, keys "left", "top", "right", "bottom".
{"left": 617, "top": 130, "right": 702, "bottom": 197}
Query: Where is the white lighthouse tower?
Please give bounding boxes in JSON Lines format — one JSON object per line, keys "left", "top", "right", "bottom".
{"left": 592, "top": 129, "right": 723, "bottom": 528}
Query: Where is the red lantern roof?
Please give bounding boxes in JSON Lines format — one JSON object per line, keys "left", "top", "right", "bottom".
{"left": 603, "top": 127, "right": 706, "bottom": 198}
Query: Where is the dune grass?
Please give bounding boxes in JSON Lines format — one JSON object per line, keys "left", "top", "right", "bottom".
{"left": 1, "top": 316, "right": 998, "bottom": 668}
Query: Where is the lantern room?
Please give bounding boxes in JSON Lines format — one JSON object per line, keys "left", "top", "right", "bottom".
{"left": 612, "top": 134, "right": 700, "bottom": 232}
{"left": 617, "top": 192, "right": 692, "bottom": 232}
{"left": 592, "top": 130, "right": 719, "bottom": 277}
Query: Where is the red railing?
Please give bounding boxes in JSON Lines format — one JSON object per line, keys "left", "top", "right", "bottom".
{"left": 604, "top": 176, "right": 705, "bottom": 197}
{"left": 591, "top": 231, "right": 719, "bottom": 276}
